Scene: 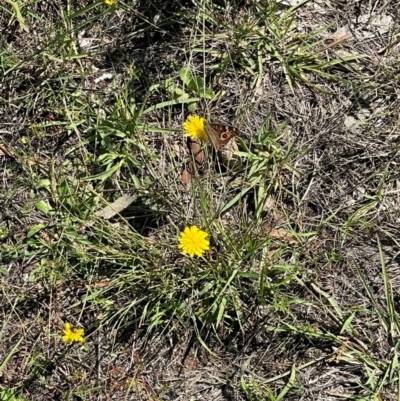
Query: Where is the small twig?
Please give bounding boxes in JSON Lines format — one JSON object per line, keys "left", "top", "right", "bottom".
{"left": 317, "top": 34, "right": 350, "bottom": 54}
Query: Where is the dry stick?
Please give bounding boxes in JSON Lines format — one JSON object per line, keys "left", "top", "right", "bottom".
{"left": 317, "top": 34, "right": 350, "bottom": 54}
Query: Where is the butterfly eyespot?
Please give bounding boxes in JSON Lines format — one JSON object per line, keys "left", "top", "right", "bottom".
{"left": 205, "top": 121, "right": 238, "bottom": 149}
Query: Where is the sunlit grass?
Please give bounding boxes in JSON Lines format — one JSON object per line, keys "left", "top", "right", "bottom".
{"left": 0, "top": 0, "right": 398, "bottom": 399}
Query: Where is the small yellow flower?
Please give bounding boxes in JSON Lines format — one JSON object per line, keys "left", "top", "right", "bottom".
{"left": 178, "top": 225, "right": 210, "bottom": 258}
{"left": 62, "top": 322, "right": 84, "bottom": 344}
{"left": 183, "top": 115, "right": 208, "bottom": 142}
{"left": 104, "top": 0, "right": 116, "bottom": 5}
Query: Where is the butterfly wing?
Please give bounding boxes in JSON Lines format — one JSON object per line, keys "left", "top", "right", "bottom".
{"left": 204, "top": 121, "right": 237, "bottom": 150}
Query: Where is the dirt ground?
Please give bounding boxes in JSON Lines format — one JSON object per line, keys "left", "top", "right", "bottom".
{"left": 1, "top": 0, "right": 400, "bottom": 400}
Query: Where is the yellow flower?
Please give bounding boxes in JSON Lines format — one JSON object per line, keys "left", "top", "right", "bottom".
{"left": 62, "top": 322, "right": 84, "bottom": 344}
{"left": 183, "top": 115, "right": 208, "bottom": 142}
{"left": 178, "top": 226, "right": 210, "bottom": 258}
{"left": 104, "top": 0, "right": 116, "bottom": 5}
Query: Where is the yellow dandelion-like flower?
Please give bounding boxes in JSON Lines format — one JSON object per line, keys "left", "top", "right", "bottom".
{"left": 183, "top": 115, "right": 208, "bottom": 142}
{"left": 104, "top": 0, "right": 116, "bottom": 5}
{"left": 178, "top": 225, "right": 210, "bottom": 258}
{"left": 62, "top": 322, "right": 84, "bottom": 344}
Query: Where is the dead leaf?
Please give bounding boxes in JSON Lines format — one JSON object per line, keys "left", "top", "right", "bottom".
{"left": 0, "top": 144, "right": 13, "bottom": 158}
{"left": 269, "top": 229, "right": 298, "bottom": 244}
{"left": 268, "top": 249, "right": 280, "bottom": 259}
{"left": 28, "top": 155, "right": 41, "bottom": 165}
{"left": 90, "top": 279, "right": 111, "bottom": 288}
{"left": 144, "top": 236, "right": 157, "bottom": 244}
{"left": 358, "top": 14, "right": 393, "bottom": 35}
{"left": 95, "top": 195, "right": 137, "bottom": 219}
{"left": 180, "top": 138, "right": 205, "bottom": 189}
{"left": 190, "top": 139, "right": 204, "bottom": 166}
{"left": 180, "top": 169, "right": 192, "bottom": 190}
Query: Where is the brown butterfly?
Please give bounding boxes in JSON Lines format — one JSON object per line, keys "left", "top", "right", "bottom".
{"left": 203, "top": 121, "right": 238, "bottom": 150}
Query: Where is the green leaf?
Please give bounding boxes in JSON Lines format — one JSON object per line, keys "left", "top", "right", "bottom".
{"left": 188, "top": 102, "right": 197, "bottom": 112}
{"left": 187, "top": 76, "right": 205, "bottom": 92}
{"left": 201, "top": 87, "right": 215, "bottom": 99}
{"left": 216, "top": 297, "right": 227, "bottom": 327}
{"left": 37, "top": 179, "right": 51, "bottom": 188}
{"left": 276, "top": 364, "right": 296, "bottom": 401}
{"left": 4, "top": 0, "right": 29, "bottom": 32}
{"left": 340, "top": 312, "right": 355, "bottom": 334}
{"left": 27, "top": 224, "right": 46, "bottom": 238}
{"left": 179, "top": 67, "right": 195, "bottom": 86}
{"left": 34, "top": 200, "right": 51, "bottom": 215}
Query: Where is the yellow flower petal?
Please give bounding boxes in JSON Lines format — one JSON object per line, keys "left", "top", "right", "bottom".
{"left": 178, "top": 225, "right": 210, "bottom": 258}
{"left": 62, "top": 322, "right": 84, "bottom": 344}
{"left": 183, "top": 115, "right": 208, "bottom": 142}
